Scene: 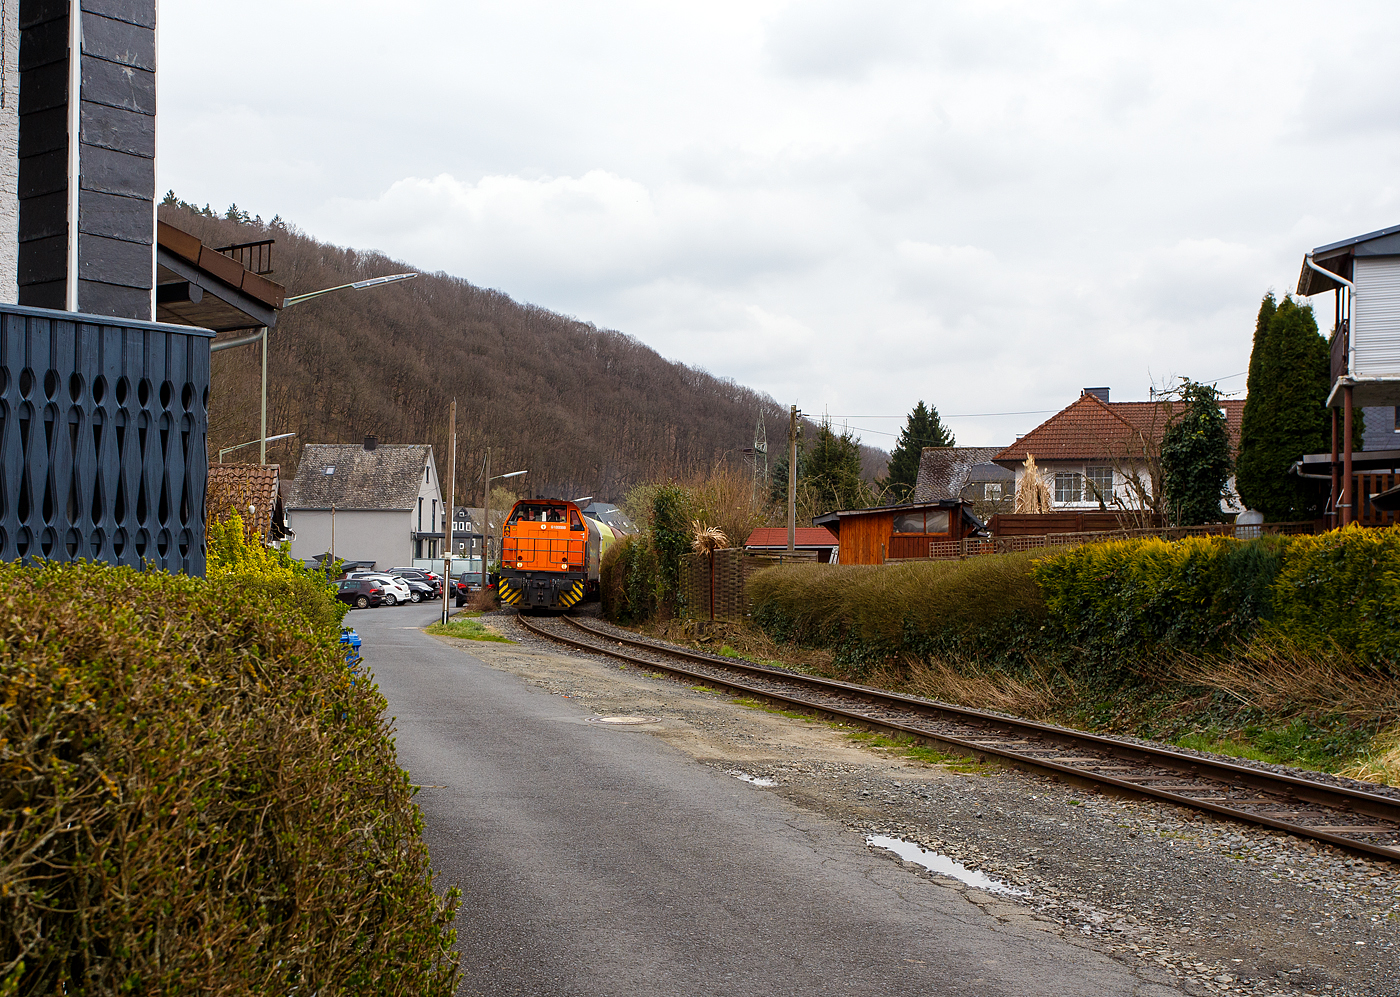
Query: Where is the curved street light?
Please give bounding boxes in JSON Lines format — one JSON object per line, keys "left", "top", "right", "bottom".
{"left": 218, "top": 431, "right": 296, "bottom": 463}
{"left": 211, "top": 272, "right": 420, "bottom": 464}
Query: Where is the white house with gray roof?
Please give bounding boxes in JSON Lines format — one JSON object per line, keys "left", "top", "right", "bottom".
{"left": 287, "top": 437, "right": 443, "bottom": 570}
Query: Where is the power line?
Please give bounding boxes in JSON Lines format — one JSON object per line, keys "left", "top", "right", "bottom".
{"left": 825, "top": 409, "right": 1056, "bottom": 420}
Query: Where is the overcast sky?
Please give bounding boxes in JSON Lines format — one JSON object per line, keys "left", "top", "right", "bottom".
{"left": 159, "top": 1, "right": 1400, "bottom": 448}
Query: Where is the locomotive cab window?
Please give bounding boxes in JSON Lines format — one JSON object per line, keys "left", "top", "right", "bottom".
{"left": 570, "top": 510, "right": 584, "bottom": 531}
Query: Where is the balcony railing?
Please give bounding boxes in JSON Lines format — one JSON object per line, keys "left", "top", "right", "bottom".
{"left": 0, "top": 303, "right": 213, "bottom": 575}
{"left": 214, "top": 240, "right": 275, "bottom": 275}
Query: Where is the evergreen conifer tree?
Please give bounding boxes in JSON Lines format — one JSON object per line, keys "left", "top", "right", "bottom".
{"left": 1160, "top": 380, "right": 1233, "bottom": 525}
{"left": 886, "top": 401, "right": 954, "bottom": 499}
{"left": 1236, "top": 294, "right": 1331, "bottom": 520}
{"left": 805, "top": 422, "right": 870, "bottom": 514}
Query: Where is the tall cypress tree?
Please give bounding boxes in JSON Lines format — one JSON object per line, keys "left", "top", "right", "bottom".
{"left": 1236, "top": 294, "right": 1330, "bottom": 520}
{"left": 886, "top": 401, "right": 954, "bottom": 499}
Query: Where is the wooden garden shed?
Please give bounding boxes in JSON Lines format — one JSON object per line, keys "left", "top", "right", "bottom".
{"left": 812, "top": 500, "right": 983, "bottom": 565}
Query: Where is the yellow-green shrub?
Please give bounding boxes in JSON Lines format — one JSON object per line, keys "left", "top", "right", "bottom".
{"left": 1031, "top": 534, "right": 1287, "bottom": 661}
{"left": 0, "top": 561, "right": 459, "bottom": 995}
{"left": 1267, "top": 525, "right": 1400, "bottom": 665}
{"left": 207, "top": 511, "right": 347, "bottom": 630}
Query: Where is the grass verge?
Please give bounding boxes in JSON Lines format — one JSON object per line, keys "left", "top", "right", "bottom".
{"left": 425, "top": 613, "right": 512, "bottom": 643}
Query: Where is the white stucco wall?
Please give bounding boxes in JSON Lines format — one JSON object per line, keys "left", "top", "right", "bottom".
{"left": 1011, "top": 461, "right": 1241, "bottom": 514}
{"left": 413, "top": 450, "right": 445, "bottom": 535}
{"left": 0, "top": 0, "right": 20, "bottom": 302}
{"left": 288, "top": 509, "right": 414, "bottom": 570}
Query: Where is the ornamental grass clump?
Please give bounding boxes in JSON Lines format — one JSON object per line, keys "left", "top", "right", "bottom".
{"left": 0, "top": 560, "right": 460, "bottom": 996}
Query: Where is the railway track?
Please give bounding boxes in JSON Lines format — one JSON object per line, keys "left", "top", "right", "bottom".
{"left": 515, "top": 612, "right": 1400, "bottom": 862}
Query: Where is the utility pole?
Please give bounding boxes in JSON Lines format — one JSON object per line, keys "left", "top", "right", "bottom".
{"left": 788, "top": 405, "right": 798, "bottom": 554}
{"left": 482, "top": 446, "right": 491, "bottom": 596}
{"left": 443, "top": 398, "right": 456, "bottom": 624}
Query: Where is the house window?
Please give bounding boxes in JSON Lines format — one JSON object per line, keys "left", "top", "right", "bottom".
{"left": 1086, "top": 466, "right": 1114, "bottom": 503}
{"left": 414, "top": 539, "right": 422, "bottom": 559}
{"left": 418, "top": 497, "right": 423, "bottom": 531}
{"left": 1393, "top": 406, "right": 1400, "bottom": 431}
{"left": 425, "top": 465, "right": 431, "bottom": 484}
{"left": 892, "top": 509, "right": 950, "bottom": 534}
{"left": 432, "top": 499, "right": 438, "bottom": 532}
{"left": 984, "top": 483, "right": 1002, "bottom": 502}
{"left": 893, "top": 511, "right": 924, "bottom": 533}
{"left": 1054, "top": 472, "right": 1083, "bottom": 504}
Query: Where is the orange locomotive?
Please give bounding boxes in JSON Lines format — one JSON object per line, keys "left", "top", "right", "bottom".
{"left": 496, "top": 498, "right": 601, "bottom": 611}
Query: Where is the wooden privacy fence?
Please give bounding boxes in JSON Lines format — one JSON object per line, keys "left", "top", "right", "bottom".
{"left": 905, "top": 521, "right": 1321, "bottom": 562}
{"left": 679, "top": 548, "right": 818, "bottom": 620}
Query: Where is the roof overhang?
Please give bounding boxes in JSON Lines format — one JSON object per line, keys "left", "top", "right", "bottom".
{"left": 1325, "top": 377, "right": 1400, "bottom": 408}
{"left": 1298, "top": 222, "right": 1400, "bottom": 296}
{"left": 1299, "top": 449, "right": 1400, "bottom": 472}
{"left": 155, "top": 222, "right": 285, "bottom": 333}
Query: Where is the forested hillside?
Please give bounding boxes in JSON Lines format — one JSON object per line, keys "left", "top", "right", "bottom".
{"left": 162, "top": 202, "right": 884, "bottom": 505}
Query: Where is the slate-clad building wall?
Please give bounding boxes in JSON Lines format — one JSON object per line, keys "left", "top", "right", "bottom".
{"left": 17, "top": 0, "right": 156, "bottom": 319}
{"left": 0, "top": 302, "right": 210, "bottom": 574}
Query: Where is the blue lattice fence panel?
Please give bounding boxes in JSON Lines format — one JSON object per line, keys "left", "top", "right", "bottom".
{"left": 0, "top": 304, "right": 213, "bottom": 575}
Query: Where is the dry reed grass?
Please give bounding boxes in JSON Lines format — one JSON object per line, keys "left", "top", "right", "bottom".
{"left": 868, "top": 653, "right": 1074, "bottom": 719}
{"left": 1339, "top": 725, "right": 1400, "bottom": 786}
{"left": 1139, "top": 637, "right": 1400, "bottom": 725}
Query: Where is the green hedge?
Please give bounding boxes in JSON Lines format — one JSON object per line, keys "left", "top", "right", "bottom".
{"left": 748, "top": 527, "right": 1400, "bottom": 675}
{"left": 1267, "top": 526, "right": 1400, "bottom": 664}
{"left": 600, "top": 532, "right": 658, "bottom": 624}
{"left": 1031, "top": 534, "right": 1287, "bottom": 665}
{"left": 748, "top": 553, "right": 1048, "bottom": 675}
{"left": 0, "top": 561, "right": 459, "bottom": 995}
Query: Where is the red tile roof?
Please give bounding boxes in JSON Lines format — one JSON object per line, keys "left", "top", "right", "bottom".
{"left": 994, "top": 394, "right": 1245, "bottom": 464}
{"left": 745, "top": 527, "right": 839, "bottom": 548}
{"left": 207, "top": 463, "right": 282, "bottom": 540}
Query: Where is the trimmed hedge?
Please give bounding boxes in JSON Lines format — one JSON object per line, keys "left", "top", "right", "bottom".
{"left": 1268, "top": 526, "right": 1400, "bottom": 665}
{"left": 1031, "top": 535, "right": 1287, "bottom": 665}
{"left": 748, "top": 553, "right": 1047, "bottom": 675}
{"left": 0, "top": 561, "right": 459, "bottom": 995}
{"left": 748, "top": 526, "right": 1400, "bottom": 675}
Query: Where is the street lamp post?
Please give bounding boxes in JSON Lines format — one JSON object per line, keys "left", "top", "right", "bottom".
{"left": 210, "top": 272, "right": 418, "bottom": 464}
{"left": 218, "top": 432, "right": 296, "bottom": 463}
{"left": 481, "top": 447, "right": 527, "bottom": 596}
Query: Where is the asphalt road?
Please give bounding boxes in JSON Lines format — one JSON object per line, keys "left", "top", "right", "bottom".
{"left": 351, "top": 604, "right": 1183, "bottom": 997}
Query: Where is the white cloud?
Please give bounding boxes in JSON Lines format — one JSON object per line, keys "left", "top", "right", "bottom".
{"left": 157, "top": 0, "right": 1400, "bottom": 448}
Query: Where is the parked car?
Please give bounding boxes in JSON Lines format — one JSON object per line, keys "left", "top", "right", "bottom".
{"left": 336, "top": 578, "right": 384, "bottom": 610}
{"left": 453, "top": 571, "right": 495, "bottom": 607}
{"left": 347, "top": 572, "right": 413, "bottom": 606}
{"left": 399, "top": 576, "right": 436, "bottom": 603}
{"left": 389, "top": 567, "right": 442, "bottom": 597}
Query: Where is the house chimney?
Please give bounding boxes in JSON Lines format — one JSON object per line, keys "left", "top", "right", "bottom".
{"left": 1083, "top": 387, "right": 1110, "bottom": 403}
{"left": 364, "top": 434, "right": 378, "bottom": 451}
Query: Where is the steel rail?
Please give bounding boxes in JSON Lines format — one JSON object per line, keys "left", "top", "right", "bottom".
{"left": 516, "top": 613, "right": 1400, "bottom": 862}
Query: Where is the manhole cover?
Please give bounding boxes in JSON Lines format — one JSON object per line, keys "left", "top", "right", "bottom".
{"left": 586, "top": 715, "right": 662, "bottom": 725}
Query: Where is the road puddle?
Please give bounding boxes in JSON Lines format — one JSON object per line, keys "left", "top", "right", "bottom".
{"left": 867, "top": 835, "right": 1029, "bottom": 896}
{"left": 726, "top": 770, "right": 777, "bottom": 787}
